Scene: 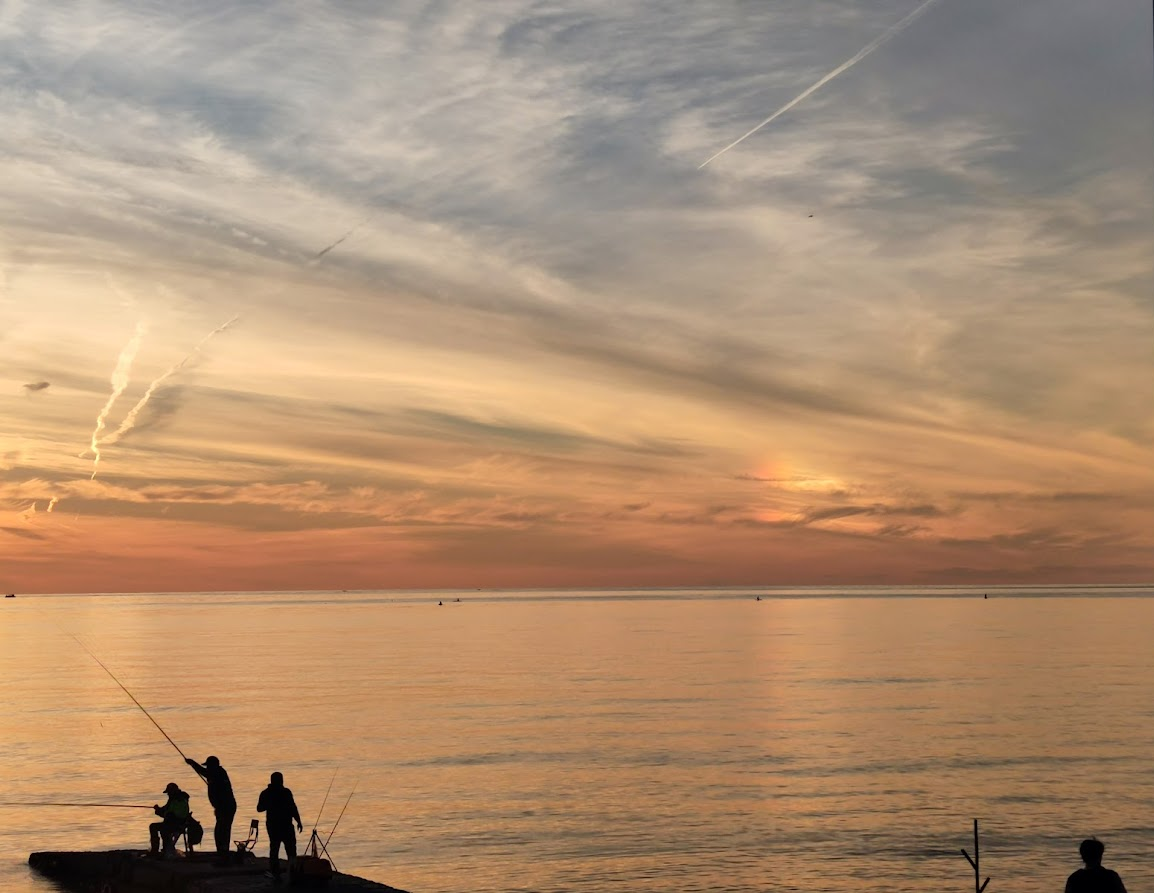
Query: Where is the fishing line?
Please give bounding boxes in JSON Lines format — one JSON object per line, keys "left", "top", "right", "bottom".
{"left": 0, "top": 802, "right": 154, "bottom": 809}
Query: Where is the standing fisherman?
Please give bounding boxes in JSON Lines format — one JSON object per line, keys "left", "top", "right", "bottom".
{"left": 257, "top": 771, "right": 303, "bottom": 881}
{"left": 185, "top": 756, "right": 237, "bottom": 864}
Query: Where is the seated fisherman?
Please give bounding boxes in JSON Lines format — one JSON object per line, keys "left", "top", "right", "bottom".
{"left": 149, "top": 782, "right": 191, "bottom": 856}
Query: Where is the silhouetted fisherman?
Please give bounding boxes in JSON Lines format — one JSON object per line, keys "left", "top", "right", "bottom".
{"left": 1065, "top": 838, "right": 1127, "bottom": 893}
{"left": 257, "top": 771, "right": 303, "bottom": 880}
{"left": 186, "top": 755, "right": 237, "bottom": 863}
{"left": 149, "top": 782, "right": 190, "bottom": 857}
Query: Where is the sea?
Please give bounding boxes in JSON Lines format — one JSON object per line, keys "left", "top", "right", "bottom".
{"left": 2, "top": 585, "right": 1153, "bottom": 893}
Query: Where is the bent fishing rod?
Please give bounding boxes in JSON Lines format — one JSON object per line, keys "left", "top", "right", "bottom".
{"left": 70, "top": 634, "right": 203, "bottom": 784}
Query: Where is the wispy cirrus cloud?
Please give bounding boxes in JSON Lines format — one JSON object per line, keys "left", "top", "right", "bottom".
{"left": 0, "top": 0, "right": 1150, "bottom": 589}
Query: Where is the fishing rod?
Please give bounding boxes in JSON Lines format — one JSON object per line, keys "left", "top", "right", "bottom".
{"left": 322, "top": 781, "right": 358, "bottom": 851}
{"left": 69, "top": 634, "right": 203, "bottom": 784}
{"left": 1, "top": 802, "right": 155, "bottom": 809}
{"left": 310, "top": 771, "right": 338, "bottom": 837}
{"left": 71, "top": 634, "right": 189, "bottom": 761}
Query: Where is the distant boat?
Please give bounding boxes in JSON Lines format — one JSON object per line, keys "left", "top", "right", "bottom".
{"left": 4, "top": 593, "right": 14, "bottom": 598}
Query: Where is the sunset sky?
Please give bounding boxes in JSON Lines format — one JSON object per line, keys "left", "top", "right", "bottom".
{"left": 2, "top": 0, "right": 1151, "bottom": 593}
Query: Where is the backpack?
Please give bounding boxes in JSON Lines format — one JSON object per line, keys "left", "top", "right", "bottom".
{"left": 293, "top": 830, "right": 335, "bottom": 888}
{"left": 291, "top": 853, "right": 334, "bottom": 888}
{"left": 186, "top": 817, "right": 204, "bottom": 847}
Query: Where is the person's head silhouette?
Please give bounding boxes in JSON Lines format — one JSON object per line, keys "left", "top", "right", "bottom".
{"left": 205, "top": 755, "right": 220, "bottom": 767}
{"left": 1079, "top": 838, "right": 1106, "bottom": 867}
{"left": 270, "top": 771, "right": 284, "bottom": 787}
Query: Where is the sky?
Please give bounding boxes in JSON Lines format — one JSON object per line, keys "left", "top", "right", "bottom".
{"left": 1, "top": 0, "right": 1151, "bottom": 593}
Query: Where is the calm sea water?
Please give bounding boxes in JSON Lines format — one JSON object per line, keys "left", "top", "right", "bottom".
{"left": 2, "top": 586, "right": 1153, "bottom": 893}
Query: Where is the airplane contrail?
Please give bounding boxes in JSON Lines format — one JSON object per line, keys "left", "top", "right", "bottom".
{"left": 73, "top": 218, "right": 357, "bottom": 486}
{"left": 85, "top": 321, "right": 148, "bottom": 479}
{"left": 699, "top": 0, "right": 945, "bottom": 169}
{"left": 312, "top": 215, "right": 375, "bottom": 263}
{"left": 102, "top": 315, "right": 240, "bottom": 448}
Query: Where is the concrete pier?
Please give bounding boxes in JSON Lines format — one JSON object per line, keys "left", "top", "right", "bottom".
{"left": 29, "top": 850, "right": 411, "bottom": 893}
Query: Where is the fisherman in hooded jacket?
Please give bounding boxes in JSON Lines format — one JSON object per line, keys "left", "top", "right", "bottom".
{"left": 149, "top": 782, "right": 191, "bottom": 856}
{"left": 257, "top": 771, "right": 303, "bottom": 879}
{"left": 186, "top": 755, "right": 237, "bottom": 863}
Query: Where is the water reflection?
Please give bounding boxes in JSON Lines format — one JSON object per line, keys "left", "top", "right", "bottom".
{"left": 2, "top": 589, "right": 1153, "bottom": 892}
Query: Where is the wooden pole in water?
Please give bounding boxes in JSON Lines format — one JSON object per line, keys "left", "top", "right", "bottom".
{"left": 960, "top": 818, "right": 990, "bottom": 892}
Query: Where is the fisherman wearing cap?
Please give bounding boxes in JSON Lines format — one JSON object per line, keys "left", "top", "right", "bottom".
{"left": 186, "top": 755, "right": 237, "bottom": 863}
{"left": 257, "top": 772, "right": 303, "bottom": 880}
{"left": 149, "top": 782, "right": 191, "bottom": 857}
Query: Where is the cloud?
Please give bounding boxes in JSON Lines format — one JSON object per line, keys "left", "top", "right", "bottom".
{"left": 0, "top": 526, "right": 48, "bottom": 540}
{"left": 955, "top": 490, "right": 1118, "bottom": 504}
{"left": 0, "top": 0, "right": 1149, "bottom": 587}
{"left": 771, "top": 502, "right": 947, "bottom": 529}
{"left": 939, "top": 527, "right": 1122, "bottom": 551}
